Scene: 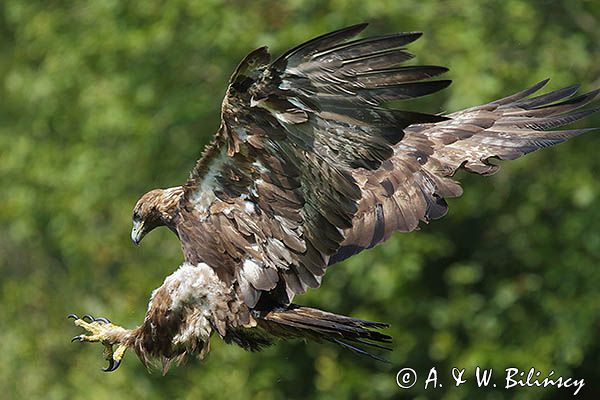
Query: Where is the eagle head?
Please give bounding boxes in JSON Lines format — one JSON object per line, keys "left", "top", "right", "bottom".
{"left": 131, "top": 186, "right": 184, "bottom": 245}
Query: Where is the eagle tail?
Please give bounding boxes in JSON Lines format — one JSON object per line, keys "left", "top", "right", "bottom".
{"left": 257, "top": 304, "right": 392, "bottom": 361}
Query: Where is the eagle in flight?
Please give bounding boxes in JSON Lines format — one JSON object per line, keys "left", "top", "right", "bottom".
{"left": 69, "top": 23, "right": 598, "bottom": 372}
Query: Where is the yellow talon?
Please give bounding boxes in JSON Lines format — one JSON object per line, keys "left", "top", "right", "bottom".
{"left": 68, "top": 314, "right": 130, "bottom": 372}
{"left": 113, "top": 344, "right": 128, "bottom": 363}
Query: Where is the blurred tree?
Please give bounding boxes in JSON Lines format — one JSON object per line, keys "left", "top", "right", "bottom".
{"left": 0, "top": 1, "right": 598, "bottom": 399}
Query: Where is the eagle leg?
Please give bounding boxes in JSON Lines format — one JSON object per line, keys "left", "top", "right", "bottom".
{"left": 68, "top": 314, "right": 130, "bottom": 372}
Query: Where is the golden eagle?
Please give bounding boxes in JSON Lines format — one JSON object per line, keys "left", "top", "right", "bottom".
{"left": 69, "top": 23, "right": 598, "bottom": 372}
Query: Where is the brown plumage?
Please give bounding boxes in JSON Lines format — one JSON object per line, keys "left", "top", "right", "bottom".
{"left": 69, "top": 23, "right": 598, "bottom": 372}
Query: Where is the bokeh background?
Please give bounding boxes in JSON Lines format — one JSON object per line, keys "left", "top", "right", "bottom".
{"left": 1, "top": 1, "right": 599, "bottom": 399}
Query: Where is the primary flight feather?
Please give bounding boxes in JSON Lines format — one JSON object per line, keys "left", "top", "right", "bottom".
{"left": 69, "top": 23, "right": 598, "bottom": 372}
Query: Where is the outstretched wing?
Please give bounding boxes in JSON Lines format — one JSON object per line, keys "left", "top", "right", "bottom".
{"left": 178, "top": 24, "right": 450, "bottom": 306}
{"left": 331, "top": 80, "right": 599, "bottom": 264}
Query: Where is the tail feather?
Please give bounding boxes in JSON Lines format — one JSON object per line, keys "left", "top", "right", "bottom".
{"left": 255, "top": 305, "right": 391, "bottom": 361}
{"left": 332, "top": 339, "right": 390, "bottom": 363}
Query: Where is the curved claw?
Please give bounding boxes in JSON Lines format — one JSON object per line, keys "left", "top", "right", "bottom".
{"left": 71, "top": 335, "right": 82, "bottom": 343}
{"left": 82, "top": 314, "right": 95, "bottom": 322}
{"left": 102, "top": 358, "right": 121, "bottom": 372}
{"left": 67, "top": 314, "right": 79, "bottom": 320}
{"left": 94, "top": 317, "right": 111, "bottom": 324}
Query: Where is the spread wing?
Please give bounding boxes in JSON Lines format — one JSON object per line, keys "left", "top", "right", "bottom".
{"left": 331, "top": 80, "right": 599, "bottom": 264}
{"left": 178, "top": 23, "right": 451, "bottom": 306}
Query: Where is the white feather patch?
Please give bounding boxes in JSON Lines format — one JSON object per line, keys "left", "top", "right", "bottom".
{"left": 241, "top": 259, "right": 262, "bottom": 284}
{"left": 157, "top": 263, "right": 232, "bottom": 345}
{"left": 188, "top": 151, "right": 229, "bottom": 212}
{"left": 244, "top": 201, "right": 255, "bottom": 214}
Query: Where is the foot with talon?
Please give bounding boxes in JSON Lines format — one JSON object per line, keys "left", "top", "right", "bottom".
{"left": 68, "top": 314, "right": 132, "bottom": 372}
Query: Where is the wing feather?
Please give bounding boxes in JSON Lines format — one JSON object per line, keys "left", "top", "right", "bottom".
{"left": 179, "top": 24, "right": 449, "bottom": 306}
{"left": 332, "top": 81, "right": 598, "bottom": 264}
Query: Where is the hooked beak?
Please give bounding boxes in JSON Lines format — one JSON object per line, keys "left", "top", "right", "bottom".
{"left": 131, "top": 221, "right": 145, "bottom": 246}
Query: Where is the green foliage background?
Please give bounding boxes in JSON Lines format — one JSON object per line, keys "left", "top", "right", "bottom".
{"left": 1, "top": 1, "right": 599, "bottom": 399}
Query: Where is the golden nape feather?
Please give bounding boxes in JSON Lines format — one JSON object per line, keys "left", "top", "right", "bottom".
{"left": 69, "top": 23, "right": 598, "bottom": 372}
